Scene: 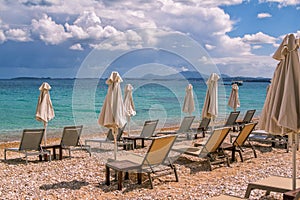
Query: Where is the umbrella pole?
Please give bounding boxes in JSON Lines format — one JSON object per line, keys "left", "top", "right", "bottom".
{"left": 43, "top": 122, "right": 47, "bottom": 145}
{"left": 292, "top": 133, "right": 297, "bottom": 190}
{"left": 113, "top": 127, "right": 117, "bottom": 160}
{"left": 127, "top": 117, "right": 131, "bottom": 137}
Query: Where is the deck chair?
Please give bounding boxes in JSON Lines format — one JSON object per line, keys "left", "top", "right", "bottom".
{"left": 85, "top": 123, "right": 126, "bottom": 148}
{"left": 191, "top": 117, "right": 211, "bottom": 139}
{"left": 105, "top": 135, "right": 178, "bottom": 190}
{"left": 158, "top": 116, "right": 195, "bottom": 139}
{"left": 4, "top": 129, "right": 51, "bottom": 164}
{"left": 236, "top": 109, "right": 256, "bottom": 130}
{"left": 172, "top": 127, "right": 231, "bottom": 170}
{"left": 245, "top": 176, "right": 300, "bottom": 198}
{"left": 60, "top": 125, "right": 91, "bottom": 157}
{"left": 122, "top": 120, "right": 158, "bottom": 149}
{"left": 221, "top": 122, "right": 257, "bottom": 162}
{"left": 224, "top": 111, "right": 240, "bottom": 128}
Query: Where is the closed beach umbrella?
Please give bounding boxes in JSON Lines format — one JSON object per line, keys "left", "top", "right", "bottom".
{"left": 260, "top": 34, "right": 300, "bottom": 189}
{"left": 35, "top": 82, "right": 55, "bottom": 145}
{"left": 228, "top": 83, "right": 240, "bottom": 112}
{"left": 123, "top": 84, "right": 136, "bottom": 136}
{"left": 98, "top": 71, "right": 126, "bottom": 159}
{"left": 182, "top": 84, "right": 195, "bottom": 116}
{"left": 202, "top": 73, "right": 220, "bottom": 130}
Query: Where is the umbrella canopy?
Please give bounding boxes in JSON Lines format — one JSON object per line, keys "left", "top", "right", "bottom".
{"left": 228, "top": 83, "right": 240, "bottom": 112}
{"left": 182, "top": 84, "right": 195, "bottom": 115}
{"left": 35, "top": 82, "right": 55, "bottom": 145}
{"left": 259, "top": 34, "right": 300, "bottom": 189}
{"left": 123, "top": 84, "right": 136, "bottom": 136}
{"left": 202, "top": 73, "right": 220, "bottom": 120}
{"left": 98, "top": 71, "right": 126, "bottom": 159}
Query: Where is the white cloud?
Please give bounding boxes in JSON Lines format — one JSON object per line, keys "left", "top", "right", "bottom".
{"left": 257, "top": 12, "right": 272, "bottom": 18}
{"left": 180, "top": 66, "right": 189, "bottom": 72}
{"left": 0, "top": 30, "right": 5, "bottom": 43}
{"left": 31, "top": 14, "right": 71, "bottom": 45}
{"left": 205, "top": 44, "right": 216, "bottom": 50}
{"left": 259, "top": 0, "right": 300, "bottom": 7}
{"left": 242, "top": 32, "right": 276, "bottom": 44}
{"left": 253, "top": 45, "right": 262, "bottom": 49}
{"left": 69, "top": 43, "right": 83, "bottom": 50}
{"left": 5, "top": 28, "right": 31, "bottom": 42}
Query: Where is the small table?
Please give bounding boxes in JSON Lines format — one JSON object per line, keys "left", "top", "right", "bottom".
{"left": 42, "top": 144, "right": 63, "bottom": 160}
{"left": 105, "top": 160, "right": 141, "bottom": 190}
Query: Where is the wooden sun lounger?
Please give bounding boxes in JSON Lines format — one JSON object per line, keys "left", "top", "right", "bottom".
{"left": 245, "top": 176, "right": 300, "bottom": 198}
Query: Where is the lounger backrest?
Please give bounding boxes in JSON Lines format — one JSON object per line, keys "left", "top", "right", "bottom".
{"left": 233, "top": 122, "right": 257, "bottom": 147}
{"left": 177, "top": 116, "right": 195, "bottom": 133}
{"left": 140, "top": 120, "right": 159, "bottom": 138}
{"left": 199, "top": 117, "right": 211, "bottom": 130}
{"left": 60, "top": 125, "right": 83, "bottom": 147}
{"left": 225, "top": 111, "right": 240, "bottom": 126}
{"left": 143, "top": 135, "right": 176, "bottom": 166}
{"left": 107, "top": 123, "right": 127, "bottom": 141}
{"left": 19, "top": 129, "right": 45, "bottom": 151}
{"left": 202, "top": 127, "right": 231, "bottom": 154}
{"left": 242, "top": 109, "right": 256, "bottom": 123}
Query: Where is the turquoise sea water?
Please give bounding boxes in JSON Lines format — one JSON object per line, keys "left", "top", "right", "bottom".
{"left": 0, "top": 78, "right": 269, "bottom": 141}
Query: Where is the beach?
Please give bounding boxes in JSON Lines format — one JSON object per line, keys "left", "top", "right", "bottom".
{"left": 0, "top": 122, "right": 298, "bottom": 200}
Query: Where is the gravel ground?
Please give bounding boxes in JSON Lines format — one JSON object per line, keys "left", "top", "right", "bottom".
{"left": 0, "top": 128, "right": 298, "bottom": 200}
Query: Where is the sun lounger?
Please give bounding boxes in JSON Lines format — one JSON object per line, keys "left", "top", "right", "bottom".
{"left": 122, "top": 120, "right": 158, "bottom": 149}
{"left": 221, "top": 122, "right": 257, "bottom": 162}
{"left": 245, "top": 176, "right": 300, "bottom": 198}
{"left": 247, "top": 129, "right": 289, "bottom": 152}
{"left": 85, "top": 123, "right": 126, "bottom": 148}
{"left": 190, "top": 117, "right": 211, "bottom": 139}
{"left": 206, "top": 194, "right": 245, "bottom": 200}
{"left": 235, "top": 109, "right": 256, "bottom": 130}
{"left": 4, "top": 129, "right": 51, "bottom": 164}
{"left": 172, "top": 127, "right": 231, "bottom": 170}
{"left": 59, "top": 125, "right": 91, "bottom": 157}
{"left": 157, "top": 116, "right": 195, "bottom": 139}
{"left": 105, "top": 135, "right": 178, "bottom": 190}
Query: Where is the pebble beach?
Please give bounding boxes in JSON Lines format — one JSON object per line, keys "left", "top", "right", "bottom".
{"left": 0, "top": 124, "right": 299, "bottom": 200}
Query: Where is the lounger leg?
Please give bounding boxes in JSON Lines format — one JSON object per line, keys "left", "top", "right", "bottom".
{"left": 173, "top": 165, "right": 179, "bottom": 182}
{"left": 148, "top": 172, "right": 153, "bottom": 189}
{"left": 231, "top": 148, "right": 236, "bottom": 162}
{"left": 137, "top": 173, "right": 142, "bottom": 184}
{"left": 142, "top": 139, "right": 145, "bottom": 148}
{"left": 4, "top": 149, "right": 6, "bottom": 160}
{"left": 105, "top": 165, "right": 110, "bottom": 186}
{"left": 244, "top": 185, "right": 253, "bottom": 198}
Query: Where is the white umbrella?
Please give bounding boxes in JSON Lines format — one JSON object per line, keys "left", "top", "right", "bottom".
{"left": 35, "top": 82, "right": 55, "bottom": 145}
{"left": 123, "top": 84, "right": 136, "bottom": 136}
{"left": 98, "top": 71, "right": 126, "bottom": 160}
{"left": 260, "top": 34, "right": 300, "bottom": 189}
{"left": 228, "top": 83, "right": 240, "bottom": 112}
{"left": 202, "top": 73, "right": 220, "bottom": 130}
{"left": 182, "top": 84, "right": 195, "bottom": 116}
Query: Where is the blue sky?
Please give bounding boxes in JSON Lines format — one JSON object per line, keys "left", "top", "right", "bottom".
{"left": 0, "top": 0, "right": 299, "bottom": 79}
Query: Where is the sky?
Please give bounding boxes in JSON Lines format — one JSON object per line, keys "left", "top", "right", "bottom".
{"left": 0, "top": 0, "right": 299, "bottom": 79}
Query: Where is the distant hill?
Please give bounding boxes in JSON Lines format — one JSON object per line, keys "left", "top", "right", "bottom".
{"left": 141, "top": 71, "right": 271, "bottom": 82}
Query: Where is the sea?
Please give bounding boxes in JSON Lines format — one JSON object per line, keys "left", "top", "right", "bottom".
{"left": 0, "top": 78, "right": 269, "bottom": 141}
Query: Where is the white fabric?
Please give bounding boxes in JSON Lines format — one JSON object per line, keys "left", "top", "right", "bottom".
{"left": 260, "top": 34, "right": 300, "bottom": 134}
{"left": 123, "top": 84, "right": 136, "bottom": 118}
{"left": 182, "top": 84, "right": 195, "bottom": 115}
{"left": 35, "top": 82, "right": 55, "bottom": 123}
{"left": 98, "top": 71, "right": 126, "bottom": 129}
{"left": 227, "top": 83, "right": 240, "bottom": 111}
{"left": 202, "top": 73, "right": 220, "bottom": 119}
